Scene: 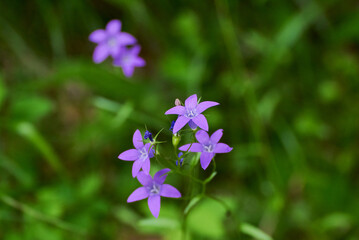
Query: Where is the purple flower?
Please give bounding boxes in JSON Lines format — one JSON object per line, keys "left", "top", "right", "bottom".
{"left": 113, "top": 45, "right": 146, "bottom": 77}
{"left": 179, "top": 129, "right": 233, "bottom": 170}
{"left": 89, "top": 19, "right": 137, "bottom": 63}
{"left": 165, "top": 94, "right": 219, "bottom": 133}
{"left": 118, "top": 129, "right": 154, "bottom": 177}
{"left": 127, "top": 169, "right": 181, "bottom": 218}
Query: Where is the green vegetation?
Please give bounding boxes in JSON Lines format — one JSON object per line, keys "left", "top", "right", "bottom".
{"left": 0, "top": 0, "right": 358, "bottom": 239}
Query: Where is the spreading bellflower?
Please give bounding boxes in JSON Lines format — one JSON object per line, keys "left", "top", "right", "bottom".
{"left": 127, "top": 169, "right": 181, "bottom": 218}
{"left": 89, "top": 19, "right": 137, "bottom": 63}
{"left": 179, "top": 129, "right": 233, "bottom": 170}
{"left": 165, "top": 94, "right": 219, "bottom": 133}
{"left": 118, "top": 129, "right": 154, "bottom": 177}
{"left": 113, "top": 45, "right": 146, "bottom": 77}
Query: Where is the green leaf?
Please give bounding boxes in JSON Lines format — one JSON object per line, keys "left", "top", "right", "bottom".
{"left": 10, "top": 95, "right": 53, "bottom": 122}
{"left": 239, "top": 223, "right": 273, "bottom": 240}
{"left": 137, "top": 218, "right": 179, "bottom": 231}
{"left": 0, "top": 154, "right": 33, "bottom": 188}
{"left": 14, "top": 122, "right": 63, "bottom": 174}
{"left": 184, "top": 195, "right": 202, "bottom": 215}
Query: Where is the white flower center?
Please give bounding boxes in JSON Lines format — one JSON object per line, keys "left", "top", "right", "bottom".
{"left": 139, "top": 147, "right": 148, "bottom": 160}
{"left": 185, "top": 108, "right": 198, "bottom": 118}
{"left": 203, "top": 143, "right": 214, "bottom": 153}
{"left": 149, "top": 183, "right": 160, "bottom": 195}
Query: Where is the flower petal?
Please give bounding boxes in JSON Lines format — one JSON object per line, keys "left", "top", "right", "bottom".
{"left": 185, "top": 94, "right": 198, "bottom": 109}
{"left": 210, "top": 129, "right": 223, "bottom": 144}
{"left": 106, "top": 19, "right": 121, "bottom": 34}
{"left": 148, "top": 195, "right": 161, "bottom": 218}
{"left": 165, "top": 106, "right": 185, "bottom": 115}
{"left": 118, "top": 149, "right": 138, "bottom": 161}
{"left": 160, "top": 184, "right": 181, "bottom": 198}
{"left": 188, "top": 120, "right": 197, "bottom": 130}
{"left": 118, "top": 32, "right": 137, "bottom": 45}
{"left": 127, "top": 187, "right": 149, "bottom": 202}
{"left": 173, "top": 116, "right": 190, "bottom": 133}
{"left": 196, "top": 101, "right": 219, "bottom": 114}
{"left": 142, "top": 157, "right": 150, "bottom": 175}
{"left": 134, "top": 57, "right": 146, "bottom": 67}
{"left": 93, "top": 44, "right": 109, "bottom": 63}
{"left": 132, "top": 160, "right": 143, "bottom": 178}
{"left": 121, "top": 65, "right": 135, "bottom": 78}
{"left": 178, "top": 143, "right": 202, "bottom": 152}
{"left": 192, "top": 114, "right": 208, "bottom": 131}
{"left": 200, "top": 152, "right": 214, "bottom": 170}
{"left": 154, "top": 168, "right": 171, "bottom": 184}
{"left": 89, "top": 29, "right": 107, "bottom": 43}
{"left": 195, "top": 130, "right": 210, "bottom": 144}
{"left": 132, "top": 129, "right": 144, "bottom": 149}
{"left": 137, "top": 171, "right": 153, "bottom": 186}
{"left": 214, "top": 143, "right": 233, "bottom": 153}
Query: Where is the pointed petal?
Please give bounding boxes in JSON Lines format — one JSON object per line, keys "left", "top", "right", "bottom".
{"left": 130, "top": 45, "right": 141, "bottom": 55}
{"left": 173, "top": 116, "right": 190, "bottom": 133}
{"left": 122, "top": 65, "right": 135, "bottom": 78}
{"left": 137, "top": 171, "right": 153, "bottom": 186}
{"left": 214, "top": 143, "right": 233, "bottom": 153}
{"left": 142, "top": 158, "right": 150, "bottom": 175}
{"left": 195, "top": 130, "right": 210, "bottom": 144}
{"left": 93, "top": 44, "right": 109, "bottom": 63}
{"left": 154, "top": 168, "right": 171, "bottom": 184}
{"left": 210, "top": 129, "right": 223, "bottom": 144}
{"left": 185, "top": 94, "right": 198, "bottom": 109}
{"left": 118, "top": 33, "right": 137, "bottom": 45}
{"left": 118, "top": 149, "right": 138, "bottom": 161}
{"left": 132, "top": 160, "right": 143, "bottom": 178}
{"left": 192, "top": 114, "right": 208, "bottom": 131}
{"left": 132, "top": 129, "right": 144, "bottom": 149}
{"left": 196, "top": 101, "right": 219, "bottom": 114}
{"left": 188, "top": 120, "right": 197, "bottom": 129}
{"left": 89, "top": 29, "right": 107, "bottom": 43}
{"left": 134, "top": 57, "right": 146, "bottom": 67}
{"left": 165, "top": 106, "right": 185, "bottom": 115}
{"left": 106, "top": 19, "right": 121, "bottom": 34}
{"left": 127, "top": 187, "right": 149, "bottom": 202}
{"left": 200, "top": 152, "right": 214, "bottom": 170}
{"left": 178, "top": 143, "right": 202, "bottom": 152}
{"left": 148, "top": 195, "right": 161, "bottom": 218}
{"left": 160, "top": 184, "right": 181, "bottom": 198}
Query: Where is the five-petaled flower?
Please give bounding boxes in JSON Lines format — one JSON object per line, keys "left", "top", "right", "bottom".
{"left": 165, "top": 94, "right": 219, "bottom": 133}
{"left": 118, "top": 129, "right": 154, "bottom": 177}
{"left": 179, "top": 129, "right": 233, "bottom": 170}
{"left": 127, "top": 169, "right": 181, "bottom": 218}
{"left": 89, "top": 19, "right": 137, "bottom": 63}
{"left": 113, "top": 45, "right": 146, "bottom": 77}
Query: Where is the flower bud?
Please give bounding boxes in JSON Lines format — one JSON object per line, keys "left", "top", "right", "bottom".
{"left": 172, "top": 134, "right": 181, "bottom": 148}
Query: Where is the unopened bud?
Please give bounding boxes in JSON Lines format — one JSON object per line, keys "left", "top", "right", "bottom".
{"left": 175, "top": 98, "right": 182, "bottom": 106}
{"left": 172, "top": 134, "right": 181, "bottom": 148}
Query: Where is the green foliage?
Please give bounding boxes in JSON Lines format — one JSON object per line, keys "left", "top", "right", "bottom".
{"left": 1, "top": 0, "right": 359, "bottom": 239}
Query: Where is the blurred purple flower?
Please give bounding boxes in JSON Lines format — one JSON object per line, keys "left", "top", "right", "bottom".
{"left": 113, "top": 45, "right": 146, "bottom": 77}
{"left": 89, "top": 19, "right": 137, "bottom": 63}
{"left": 127, "top": 169, "right": 181, "bottom": 218}
{"left": 179, "top": 129, "right": 232, "bottom": 170}
{"left": 118, "top": 129, "right": 154, "bottom": 177}
{"left": 165, "top": 94, "right": 219, "bottom": 133}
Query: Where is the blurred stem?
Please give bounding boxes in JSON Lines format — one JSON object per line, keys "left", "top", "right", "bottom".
{"left": 0, "top": 194, "right": 86, "bottom": 236}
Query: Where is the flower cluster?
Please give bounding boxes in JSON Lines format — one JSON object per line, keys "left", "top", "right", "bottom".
{"left": 117, "top": 94, "right": 232, "bottom": 218}
{"left": 89, "top": 19, "right": 145, "bottom": 77}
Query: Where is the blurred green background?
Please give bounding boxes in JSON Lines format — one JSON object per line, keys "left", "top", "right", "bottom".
{"left": 1, "top": 0, "right": 359, "bottom": 239}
